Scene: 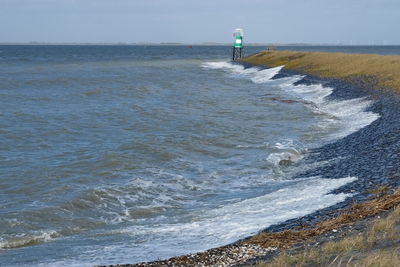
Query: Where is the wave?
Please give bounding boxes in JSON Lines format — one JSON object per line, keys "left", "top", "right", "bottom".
{"left": 100, "top": 176, "right": 357, "bottom": 263}
{"left": 203, "top": 61, "right": 379, "bottom": 143}
{"left": 0, "top": 230, "right": 60, "bottom": 250}
{"left": 284, "top": 83, "right": 379, "bottom": 141}
{"left": 201, "top": 61, "right": 283, "bottom": 82}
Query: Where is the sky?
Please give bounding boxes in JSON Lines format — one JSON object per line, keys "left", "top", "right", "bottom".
{"left": 1, "top": 0, "right": 399, "bottom": 44}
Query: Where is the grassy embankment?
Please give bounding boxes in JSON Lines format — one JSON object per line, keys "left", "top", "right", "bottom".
{"left": 256, "top": 203, "right": 400, "bottom": 266}
{"left": 240, "top": 51, "right": 400, "bottom": 266}
{"left": 242, "top": 50, "right": 400, "bottom": 92}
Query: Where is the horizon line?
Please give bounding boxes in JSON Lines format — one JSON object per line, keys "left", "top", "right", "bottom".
{"left": 1, "top": 42, "right": 399, "bottom": 46}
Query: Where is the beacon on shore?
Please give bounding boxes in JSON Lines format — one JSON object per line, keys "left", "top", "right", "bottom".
{"left": 232, "top": 28, "right": 244, "bottom": 61}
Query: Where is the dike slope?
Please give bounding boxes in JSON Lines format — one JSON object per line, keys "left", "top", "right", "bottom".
{"left": 242, "top": 50, "right": 400, "bottom": 93}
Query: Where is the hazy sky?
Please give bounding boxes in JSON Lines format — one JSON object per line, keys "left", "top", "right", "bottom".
{"left": 1, "top": 0, "right": 399, "bottom": 44}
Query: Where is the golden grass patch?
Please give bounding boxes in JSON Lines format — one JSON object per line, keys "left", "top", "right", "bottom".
{"left": 322, "top": 235, "right": 366, "bottom": 254}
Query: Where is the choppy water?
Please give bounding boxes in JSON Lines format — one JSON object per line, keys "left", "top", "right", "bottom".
{"left": 0, "top": 45, "right": 391, "bottom": 266}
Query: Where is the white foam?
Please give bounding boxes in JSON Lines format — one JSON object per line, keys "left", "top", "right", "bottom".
{"left": 203, "top": 61, "right": 379, "bottom": 142}
{"left": 287, "top": 84, "right": 379, "bottom": 141}
{"left": 277, "top": 79, "right": 379, "bottom": 142}
{"left": 84, "top": 176, "right": 356, "bottom": 264}
{"left": 201, "top": 61, "right": 255, "bottom": 74}
{"left": 250, "top": 66, "right": 284, "bottom": 83}
{"left": 320, "top": 97, "right": 379, "bottom": 140}
{"left": 264, "top": 75, "right": 304, "bottom": 87}
{"left": 287, "top": 83, "right": 333, "bottom": 104}
{"left": 202, "top": 61, "right": 283, "bottom": 82}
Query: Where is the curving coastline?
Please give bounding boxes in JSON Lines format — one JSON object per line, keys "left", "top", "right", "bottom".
{"left": 242, "top": 50, "right": 400, "bottom": 93}
{"left": 98, "top": 51, "right": 400, "bottom": 267}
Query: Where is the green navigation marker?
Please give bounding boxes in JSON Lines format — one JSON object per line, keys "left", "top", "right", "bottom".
{"left": 232, "top": 28, "right": 244, "bottom": 60}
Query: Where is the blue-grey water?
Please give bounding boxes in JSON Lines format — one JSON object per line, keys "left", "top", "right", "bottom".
{"left": 0, "top": 45, "right": 397, "bottom": 266}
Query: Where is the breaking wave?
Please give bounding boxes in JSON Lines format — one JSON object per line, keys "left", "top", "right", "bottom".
{"left": 202, "top": 61, "right": 379, "bottom": 143}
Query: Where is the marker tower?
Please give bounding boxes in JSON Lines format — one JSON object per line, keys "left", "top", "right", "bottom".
{"left": 232, "top": 28, "right": 244, "bottom": 61}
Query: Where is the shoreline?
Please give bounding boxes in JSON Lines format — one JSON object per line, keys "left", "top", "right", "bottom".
{"left": 95, "top": 188, "right": 400, "bottom": 267}
{"left": 241, "top": 50, "right": 400, "bottom": 93}
{"left": 96, "top": 51, "right": 400, "bottom": 266}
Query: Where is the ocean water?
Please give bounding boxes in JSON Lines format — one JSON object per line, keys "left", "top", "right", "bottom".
{"left": 0, "top": 45, "right": 391, "bottom": 266}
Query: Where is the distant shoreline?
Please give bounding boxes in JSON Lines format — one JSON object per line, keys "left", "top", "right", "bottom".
{"left": 1, "top": 43, "right": 399, "bottom": 46}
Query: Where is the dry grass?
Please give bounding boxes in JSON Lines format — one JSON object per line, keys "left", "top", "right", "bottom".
{"left": 355, "top": 249, "right": 400, "bottom": 267}
{"left": 322, "top": 235, "right": 366, "bottom": 254}
{"left": 368, "top": 204, "right": 400, "bottom": 243}
{"left": 242, "top": 51, "right": 400, "bottom": 93}
{"left": 255, "top": 204, "right": 400, "bottom": 267}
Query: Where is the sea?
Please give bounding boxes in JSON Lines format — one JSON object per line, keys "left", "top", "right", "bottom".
{"left": 0, "top": 45, "right": 399, "bottom": 266}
